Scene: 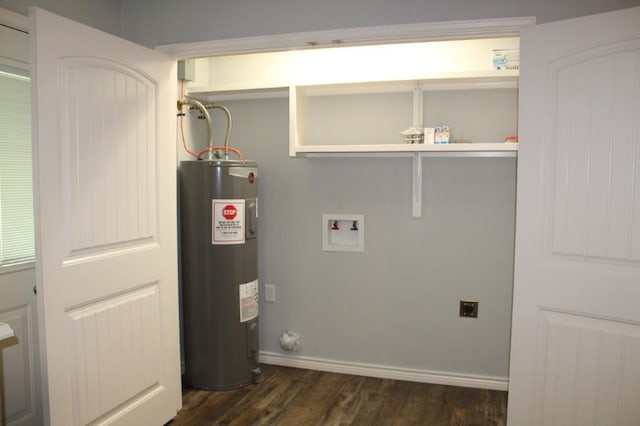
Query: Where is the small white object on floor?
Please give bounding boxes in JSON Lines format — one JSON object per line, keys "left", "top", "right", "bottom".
{"left": 280, "top": 331, "right": 301, "bottom": 351}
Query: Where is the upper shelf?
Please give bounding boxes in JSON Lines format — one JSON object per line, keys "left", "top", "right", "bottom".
{"left": 187, "top": 71, "right": 519, "bottom": 102}
{"left": 288, "top": 76, "right": 519, "bottom": 157}
{"left": 185, "top": 36, "right": 520, "bottom": 158}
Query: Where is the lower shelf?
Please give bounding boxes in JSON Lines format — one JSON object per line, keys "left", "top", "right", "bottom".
{"left": 291, "top": 142, "right": 518, "bottom": 157}
{"left": 290, "top": 145, "right": 517, "bottom": 218}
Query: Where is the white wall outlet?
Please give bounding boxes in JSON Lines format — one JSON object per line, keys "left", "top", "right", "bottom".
{"left": 265, "top": 284, "right": 276, "bottom": 302}
{"left": 322, "top": 214, "right": 365, "bottom": 252}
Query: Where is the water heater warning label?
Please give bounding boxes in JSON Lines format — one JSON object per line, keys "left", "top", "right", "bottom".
{"left": 212, "top": 199, "right": 245, "bottom": 245}
{"left": 239, "top": 280, "right": 259, "bottom": 322}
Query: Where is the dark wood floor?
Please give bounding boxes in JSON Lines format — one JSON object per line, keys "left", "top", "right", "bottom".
{"left": 169, "top": 364, "right": 507, "bottom": 425}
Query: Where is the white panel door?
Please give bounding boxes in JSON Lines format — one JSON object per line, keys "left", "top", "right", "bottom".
{"left": 508, "top": 6, "right": 640, "bottom": 425}
{"left": 30, "top": 8, "right": 181, "bottom": 425}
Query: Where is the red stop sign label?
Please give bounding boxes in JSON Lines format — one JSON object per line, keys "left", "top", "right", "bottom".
{"left": 222, "top": 205, "right": 237, "bottom": 220}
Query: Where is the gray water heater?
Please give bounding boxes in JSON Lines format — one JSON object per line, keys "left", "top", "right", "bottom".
{"left": 179, "top": 159, "right": 259, "bottom": 390}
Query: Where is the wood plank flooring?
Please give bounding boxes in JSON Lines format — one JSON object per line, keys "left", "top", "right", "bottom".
{"left": 169, "top": 364, "right": 507, "bottom": 426}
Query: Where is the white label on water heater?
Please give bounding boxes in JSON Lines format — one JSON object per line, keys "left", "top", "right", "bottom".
{"left": 239, "top": 280, "right": 259, "bottom": 323}
{"left": 212, "top": 199, "right": 245, "bottom": 245}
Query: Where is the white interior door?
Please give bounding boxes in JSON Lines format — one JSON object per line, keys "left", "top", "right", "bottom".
{"left": 30, "top": 8, "right": 181, "bottom": 425}
{"left": 508, "top": 6, "right": 640, "bottom": 425}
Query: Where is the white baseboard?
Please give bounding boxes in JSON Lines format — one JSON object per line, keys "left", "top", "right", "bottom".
{"left": 259, "top": 351, "right": 508, "bottom": 391}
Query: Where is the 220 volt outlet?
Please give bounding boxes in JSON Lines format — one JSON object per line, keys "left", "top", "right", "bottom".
{"left": 459, "top": 301, "right": 478, "bottom": 318}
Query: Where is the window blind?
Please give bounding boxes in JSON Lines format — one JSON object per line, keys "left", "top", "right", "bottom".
{"left": 0, "top": 70, "right": 34, "bottom": 266}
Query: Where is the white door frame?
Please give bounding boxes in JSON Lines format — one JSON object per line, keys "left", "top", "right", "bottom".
{"left": 156, "top": 16, "right": 535, "bottom": 58}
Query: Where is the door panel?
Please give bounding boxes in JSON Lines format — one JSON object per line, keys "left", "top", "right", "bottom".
{"left": 58, "top": 57, "right": 157, "bottom": 256}
{"left": 508, "top": 6, "right": 640, "bottom": 425}
{"left": 535, "top": 310, "right": 640, "bottom": 425}
{"left": 67, "top": 285, "right": 164, "bottom": 425}
{"left": 550, "top": 42, "right": 640, "bottom": 263}
{"left": 30, "top": 8, "right": 180, "bottom": 425}
{"left": 0, "top": 267, "right": 40, "bottom": 426}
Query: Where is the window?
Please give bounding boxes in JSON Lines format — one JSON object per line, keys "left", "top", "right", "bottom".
{"left": 0, "top": 69, "right": 34, "bottom": 266}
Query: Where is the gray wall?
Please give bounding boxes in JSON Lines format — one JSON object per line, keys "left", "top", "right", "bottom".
{"left": 185, "top": 96, "right": 516, "bottom": 378}
{"left": 121, "top": 0, "right": 640, "bottom": 48}
{"left": 149, "top": 0, "right": 637, "bottom": 380}
{"left": 0, "top": 0, "right": 121, "bottom": 36}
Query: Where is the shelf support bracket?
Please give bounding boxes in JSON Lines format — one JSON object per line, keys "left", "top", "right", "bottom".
{"left": 412, "top": 153, "right": 422, "bottom": 218}
{"left": 411, "top": 83, "right": 424, "bottom": 218}
{"left": 413, "top": 84, "right": 423, "bottom": 127}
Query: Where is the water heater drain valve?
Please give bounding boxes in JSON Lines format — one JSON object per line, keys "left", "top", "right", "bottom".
{"left": 280, "top": 331, "right": 301, "bottom": 351}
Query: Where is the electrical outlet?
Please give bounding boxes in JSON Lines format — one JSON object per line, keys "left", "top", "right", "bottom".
{"left": 265, "top": 284, "right": 276, "bottom": 302}
{"left": 459, "top": 300, "right": 478, "bottom": 318}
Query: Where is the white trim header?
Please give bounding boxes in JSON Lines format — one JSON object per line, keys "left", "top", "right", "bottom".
{"left": 156, "top": 16, "right": 535, "bottom": 59}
